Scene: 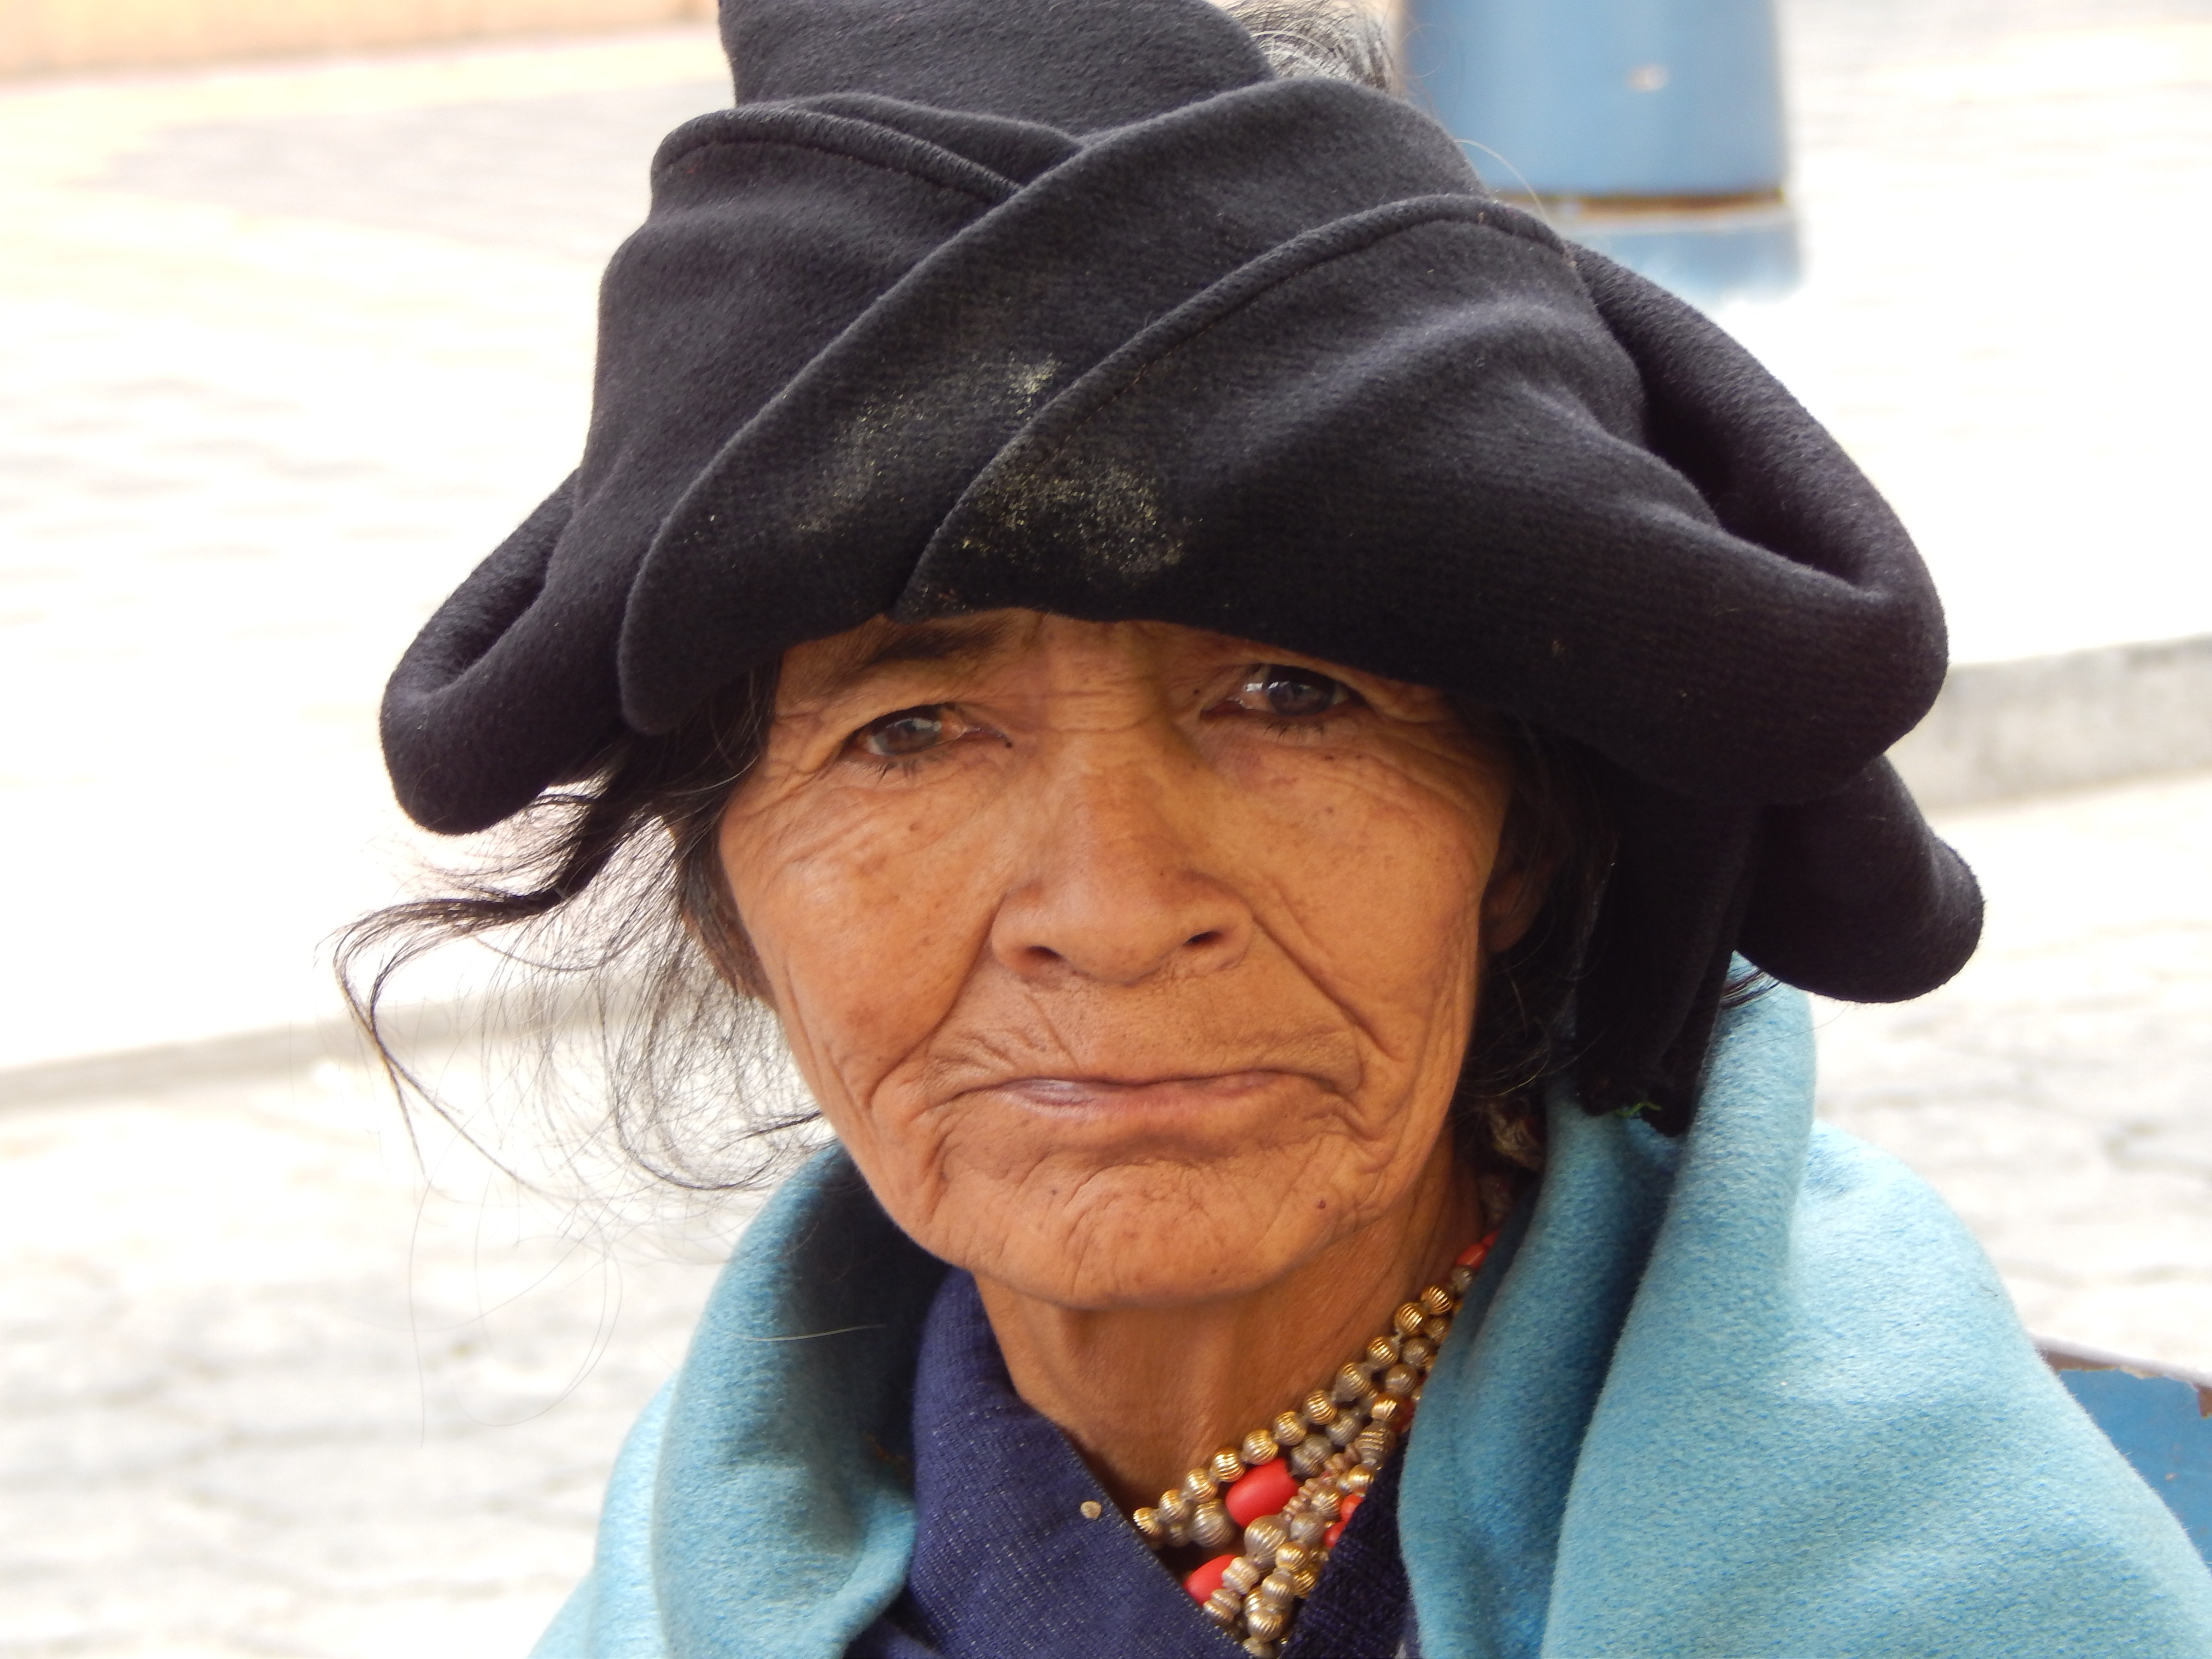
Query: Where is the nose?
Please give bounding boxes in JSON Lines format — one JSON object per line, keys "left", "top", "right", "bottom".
{"left": 989, "top": 752, "right": 1252, "bottom": 988}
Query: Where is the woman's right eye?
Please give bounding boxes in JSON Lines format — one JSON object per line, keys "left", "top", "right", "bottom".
{"left": 852, "top": 706, "right": 956, "bottom": 760}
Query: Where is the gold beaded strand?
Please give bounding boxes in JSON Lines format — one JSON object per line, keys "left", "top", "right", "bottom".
{"left": 1130, "top": 1237, "right": 1494, "bottom": 1657}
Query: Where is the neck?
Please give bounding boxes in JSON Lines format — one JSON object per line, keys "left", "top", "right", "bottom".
{"left": 972, "top": 1138, "right": 1485, "bottom": 1512}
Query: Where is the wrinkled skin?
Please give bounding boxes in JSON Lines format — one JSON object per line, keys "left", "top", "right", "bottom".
{"left": 719, "top": 611, "right": 1539, "bottom": 1504}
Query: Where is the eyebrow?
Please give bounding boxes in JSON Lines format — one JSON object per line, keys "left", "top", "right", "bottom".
{"left": 811, "top": 613, "right": 1022, "bottom": 696}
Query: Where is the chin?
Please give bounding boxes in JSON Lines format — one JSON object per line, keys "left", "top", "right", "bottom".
{"left": 953, "top": 1159, "right": 1346, "bottom": 1311}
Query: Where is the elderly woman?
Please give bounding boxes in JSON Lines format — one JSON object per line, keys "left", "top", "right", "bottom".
{"left": 358, "top": 0, "right": 2212, "bottom": 1653}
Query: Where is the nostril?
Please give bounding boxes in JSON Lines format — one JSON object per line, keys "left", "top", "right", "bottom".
{"left": 992, "top": 892, "right": 1248, "bottom": 984}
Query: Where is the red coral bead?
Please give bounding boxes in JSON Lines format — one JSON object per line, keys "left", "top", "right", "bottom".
{"left": 1185, "top": 1553, "right": 1238, "bottom": 1604}
{"left": 1456, "top": 1232, "right": 1498, "bottom": 1272}
{"left": 1325, "top": 1491, "right": 1364, "bottom": 1550}
{"left": 1226, "top": 1457, "right": 1299, "bottom": 1527}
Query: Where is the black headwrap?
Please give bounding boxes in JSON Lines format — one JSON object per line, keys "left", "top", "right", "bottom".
{"left": 381, "top": 0, "right": 1981, "bottom": 1131}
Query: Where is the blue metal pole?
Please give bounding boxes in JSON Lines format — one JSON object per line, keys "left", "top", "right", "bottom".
{"left": 1404, "top": 0, "right": 1797, "bottom": 304}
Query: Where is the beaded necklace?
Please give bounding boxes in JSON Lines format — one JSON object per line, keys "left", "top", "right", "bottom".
{"left": 1133, "top": 1234, "right": 1496, "bottom": 1656}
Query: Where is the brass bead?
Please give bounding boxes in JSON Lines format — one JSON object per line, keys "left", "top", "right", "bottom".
{"left": 1259, "top": 1568, "right": 1300, "bottom": 1607}
{"left": 1419, "top": 1284, "right": 1457, "bottom": 1318}
{"left": 1381, "top": 1362, "right": 1419, "bottom": 1396}
{"left": 1422, "top": 1314, "right": 1452, "bottom": 1342}
{"left": 1300, "top": 1390, "right": 1339, "bottom": 1427}
{"left": 1341, "top": 1464, "right": 1376, "bottom": 1495}
{"left": 1285, "top": 1565, "right": 1321, "bottom": 1598}
{"left": 1243, "top": 1599, "right": 1288, "bottom": 1641}
{"left": 1355, "top": 1425, "right": 1393, "bottom": 1467}
{"left": 1393, "top": 1301, "right": 1426, "bottom": 1337}
{"left": 1223, "top": 1556, "right": 1264, "bottom": 1596}
{"left": 1363, "top": 1334, "right": 1401, "bottom": 1371}
{"left": 1242, "top": 1639, "right": 1279, "bottom": 1659}
{"left": 1271, "top": 1411, "right": 1309, "bottom": 1447}
{"left": 1241, "top": 1428, "right": 1280, "bottom": 1466}
{"left": 1157, "top": 1489, "right": 1192, "bottom": 1526}
{"left": 1327, "top": 1412, "right": 1365, "bottom": 1447}
{"left": 1306, "top": 1486, "right": 1343, "bottom": 1520}
{"left": 1286, "top": 1510, "right": 1329, "bottom": 1546}
{"left": 1211, "top": 1447, "right": 1247, "bottom": 1487}
{"left": 1330, "top": 1362, "right": 1374, "bottom": 1404}
{"left": 1449, "top": 1263, "right": 1475, "bottom": 1296}
{"left": 1132, "top": 1506, "right": 1163, "bottom": 1543}
{"left": 1181, "top": 1467, "right": 1219, "bottom": 1505}
{"left": 1243, "top": 1514, "right": 1287, "bottom": 1567}
{"left": 1275, "top": 1541, "right": 1318, "bottom": 1576}
{"left": 1367, "top": 1394, "right": 1407, "bottom": 1430}
{"left": 1191, "top": 1501, "right": 1237, "bottom": 1549}
{"left": 1203, "top": 1586, "right": 1243, "bottom": 1627}
{"left": 1399, "top": 1336, "right": 1437, "bottom": 1370}
{"left": 1288, "top": 1437, "right": 1331, "bottom": 1477}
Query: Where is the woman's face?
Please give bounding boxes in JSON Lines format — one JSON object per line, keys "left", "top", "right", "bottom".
{"left": 718, "top": 612, "right": 1530, "bottom": 1310}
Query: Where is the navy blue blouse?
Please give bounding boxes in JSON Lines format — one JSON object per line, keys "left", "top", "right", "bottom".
{"left": 848, "top": 1270, "right": 1417, "bottom": 1658}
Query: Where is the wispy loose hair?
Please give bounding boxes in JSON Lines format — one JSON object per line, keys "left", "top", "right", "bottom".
{"left": 336, "top": 1, "right": 1615, "bottom": 1221}
{"left": 339, "top": 669, "right": 1614, "bottom": 1226}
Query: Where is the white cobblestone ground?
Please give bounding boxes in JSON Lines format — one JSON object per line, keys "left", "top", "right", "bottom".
{"left": 0, "top": 1065, "right": 739, "bottom": 1659}
{"left": 1720, "top": 0, "right": 2212, "bottom": 664}
{"left": 0, "top": 30, "right": 734, "bottom": 1069}
{"left": 1817, "top": 769, "right": 2212, "bottom": 1374}
{"left": 2, "top": 5, "right": 2209, "bottom": 1656}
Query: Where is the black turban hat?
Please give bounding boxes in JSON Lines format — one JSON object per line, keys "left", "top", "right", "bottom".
{"left": 381, "top": 0, "right": 1982, "bottom": 1131}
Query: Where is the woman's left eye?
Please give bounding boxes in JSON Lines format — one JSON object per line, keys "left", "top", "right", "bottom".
{"left": 1223, "top": 664, "right": 1356, "bottom": 721}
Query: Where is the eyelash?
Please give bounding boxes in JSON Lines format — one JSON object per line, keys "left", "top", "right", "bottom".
{"left": 1216, "top": 667, "right": 1360, "bottom": 733}
{"left": 847, "top": 706, "right": 993, "bottom": 776}
{"left": 863, "top": 753, "right": 929, "bottom": 780}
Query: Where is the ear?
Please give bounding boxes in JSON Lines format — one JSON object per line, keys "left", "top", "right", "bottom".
{"left": 1480, "top": 838, "right": 1556, "bottom": 957}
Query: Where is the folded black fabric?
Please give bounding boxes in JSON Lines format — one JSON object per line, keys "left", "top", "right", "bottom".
{"left": 382, "top": 0, "right": 1981, "bottom": 1126}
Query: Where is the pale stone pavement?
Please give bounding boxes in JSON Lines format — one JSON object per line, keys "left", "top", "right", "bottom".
{"left": 0, "top": 30, "right": 734, "bottom": 1069}
{"left": 2, "top": 5, "right": 2209, "bottom": 1655}
{"left": 0, "top": 1066, "right": 743, "bottom": 1659}
{"left": 1815, "top": 770, "right": 2212, "bottom": 1371}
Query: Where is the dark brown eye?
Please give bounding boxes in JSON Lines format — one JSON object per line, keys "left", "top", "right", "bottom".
{"left": 856, "top": 707, "right": 952, "bottom": 758}
{"left": 1228, "top": 665, "right": 1354, "bottom": 720}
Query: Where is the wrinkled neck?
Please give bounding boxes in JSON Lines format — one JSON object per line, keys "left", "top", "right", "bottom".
{"left": 972, "top": 1133, "right": 1484, "bottom": 1512}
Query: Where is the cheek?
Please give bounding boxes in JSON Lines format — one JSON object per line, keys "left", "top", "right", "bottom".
{"left": 1233, "top": 751, "right": 1499, "bottom": 1052}
{"left": 718, "top": 787, "right": 998, "bottom": 1112}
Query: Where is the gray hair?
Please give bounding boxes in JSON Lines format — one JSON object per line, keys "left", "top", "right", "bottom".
{"left": 1219, "top": 0, "right": 1400, "bottom": 95}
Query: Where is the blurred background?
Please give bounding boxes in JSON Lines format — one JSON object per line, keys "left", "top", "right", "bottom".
{"left": 1, "top": 0, "right": 2208, "bottom": 1652}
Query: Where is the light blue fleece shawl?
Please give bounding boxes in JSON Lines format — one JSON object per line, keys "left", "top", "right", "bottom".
{"left": 535, "top": 986, "right": 2212, "bottom": 1657}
